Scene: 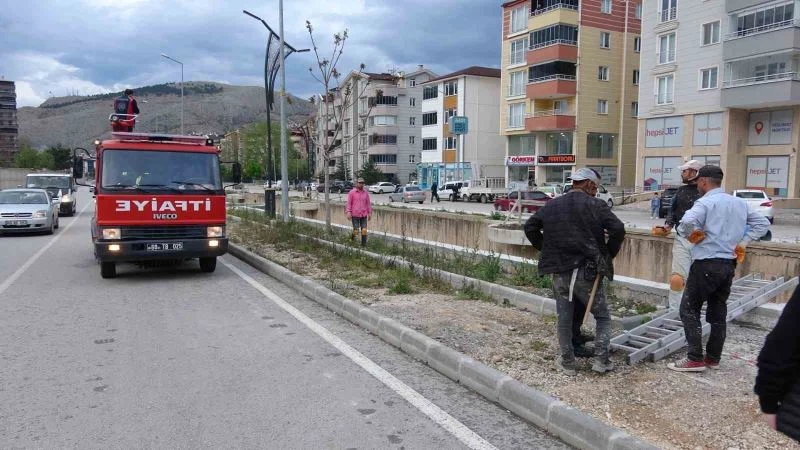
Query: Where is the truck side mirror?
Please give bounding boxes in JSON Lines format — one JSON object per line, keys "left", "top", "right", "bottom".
{"left": 73, "top": 156, "right": 84, "bottom": 179}
{"left": 232, "top": 162, "right": 242, "bottom": 184}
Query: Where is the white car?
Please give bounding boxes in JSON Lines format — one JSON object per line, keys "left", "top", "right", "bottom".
{"left": 369, "top": 182, "right": 396, "bottom": 194}
{"left": 563, "top": 183, "right": 614, "bottom": 207}
{"left": 733, "top": 189, "right": 774, "bottom": 223}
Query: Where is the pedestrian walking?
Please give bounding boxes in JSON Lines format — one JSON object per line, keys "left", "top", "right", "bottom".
{"left": 755, "top": 284, "right": 800, "bottom": 442}
{"left": 650, "top": 193, "right": 661, "bottom": 219}
{"left": 430, "top": 181, "right": 440, "bottom": 203}
{"left": 346, "top": 177, "right": 373, "bottom": 246}
{"left": 524, "top": 168, "right": 625, "bottom": 375}
{"left": 653, "top": 159, "right": 704, "bottom": 310}
{"left": 668, "top": 165, "right": 769, "bottom": 372}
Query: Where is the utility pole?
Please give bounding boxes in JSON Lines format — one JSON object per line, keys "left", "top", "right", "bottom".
{"left": 160, "top": 53, "right": 184, "bottom": 135}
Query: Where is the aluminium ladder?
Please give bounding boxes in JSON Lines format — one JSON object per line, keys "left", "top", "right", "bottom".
{"left": 610, "top": 274, "right": 799, "bottom": 364}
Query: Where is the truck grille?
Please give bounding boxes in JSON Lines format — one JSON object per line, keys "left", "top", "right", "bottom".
{"left": 121, "top": 225, "right": 207, "bottom": 240}
{"left": 1, "top": 212, "right": 33, "bottom": 218}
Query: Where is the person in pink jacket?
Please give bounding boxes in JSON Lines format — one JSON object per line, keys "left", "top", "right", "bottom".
{"left": 346, "top": 178, "right": 373, "bottom": 246}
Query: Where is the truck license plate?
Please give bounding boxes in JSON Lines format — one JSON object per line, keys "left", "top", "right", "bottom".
{"left": 146, "top": 242, "right": 184, "bottom": 251}
{"left": 7, "top": 220, "right": 28, "bottom": 226}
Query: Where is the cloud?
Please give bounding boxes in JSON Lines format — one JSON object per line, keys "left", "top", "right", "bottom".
{"left": 3, "top": 0, "right": 501, "bottom": 107}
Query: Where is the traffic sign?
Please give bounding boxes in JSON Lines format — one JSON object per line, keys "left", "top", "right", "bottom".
{"left": 450, "top": 116, "right": 468, "bottom": 135}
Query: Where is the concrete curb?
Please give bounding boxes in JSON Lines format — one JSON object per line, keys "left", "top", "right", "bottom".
{"left": 228, "top": 242, "right": 658, "bottom": 450}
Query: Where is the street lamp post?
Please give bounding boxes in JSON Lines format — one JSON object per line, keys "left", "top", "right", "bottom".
{"left": 160, "top": 53, "right": 184, "bottom": 135}
{"left": 243, "top": 9, "right": 308, "bottom": 194}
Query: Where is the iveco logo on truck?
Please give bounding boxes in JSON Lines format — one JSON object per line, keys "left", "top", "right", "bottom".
{"left": 115, "top": 198, "right": 212, "bottom": 213}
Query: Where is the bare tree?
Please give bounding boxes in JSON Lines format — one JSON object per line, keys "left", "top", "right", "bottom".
{"left": 305, "top": 21, "right": 381, "bottom": 229}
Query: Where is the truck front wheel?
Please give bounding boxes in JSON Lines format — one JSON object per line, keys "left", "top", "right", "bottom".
{"left": 101, "top": 262, "right": 116, "bottom": 279}
{"left": 199, "top": 257, "right": 217, "bottom": 273}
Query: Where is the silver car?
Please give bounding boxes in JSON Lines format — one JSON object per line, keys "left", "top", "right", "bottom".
{"left": 0, "top": 189, "right": 59, "bottom": 235}
{"left": 389, "top": 185, "right": 427, "bottom": 204}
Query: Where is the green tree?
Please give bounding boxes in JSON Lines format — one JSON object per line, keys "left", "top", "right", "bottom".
{"left": 331, "top": 159, "right": 347, "bottom": 181}
{"left": 357, "top": 160, "right": 383, "bottom": 185}
{"left": 240, "top": 121, "right": 296, "bottom": 182}
{"left": 243, "top": 160, "right": 263, "bottom": 182}
{"left": 45, "top": 144, "right": 72, "bottom": 170}
{"left": 13, "top": 148, "right": 46, "bottom": 169}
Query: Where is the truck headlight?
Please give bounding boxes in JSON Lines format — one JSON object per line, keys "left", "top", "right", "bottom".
{"left": 34, "top": 210, "right": 47, "bottom": 218}
{"left": 103, "top": 228, "right": 121, "bottom": 240}
{"left": 207, "top": 226, "right": 224, "bottom": 237}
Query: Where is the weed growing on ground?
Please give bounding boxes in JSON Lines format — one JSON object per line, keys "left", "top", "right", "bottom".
{"left": 456, "top": 283, "right": 493, "bottom": 302}
{"left": 472, "top": 253, "right": 503, "bottom": 283}
{"left": 488, "top": 211, "right": 504, "bottom": 221}
{"left": 529, "top": 339, "right": 549, "bottom": 352}
{"left": 541, "top": 314, "right": 557, "bottom": 325}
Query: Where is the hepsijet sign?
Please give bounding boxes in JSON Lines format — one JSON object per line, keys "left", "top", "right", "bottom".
{"left": 749, "top": 110, "right": 793, "bottom": 145}
{"left": 645, "top": 116, "right": 684, "bottom": 148}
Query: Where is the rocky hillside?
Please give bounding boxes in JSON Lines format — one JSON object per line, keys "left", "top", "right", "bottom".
{"left": 17, "top": 81, "right": 313, "bottom": 149}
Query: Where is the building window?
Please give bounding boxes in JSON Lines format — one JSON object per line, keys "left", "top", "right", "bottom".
{"left": 510, "top": 4, "right": 529, "bottom": 33}
{"left": 409, "top": 136, "right": 416, "bottom": 145}
{"left": 409, "top": 116, "right": 416, "bottom": 126}
{"left": 659, "top": 0, "right": 678, "bottom": 23}
{"left": 597, "top": 99, "right": 608, "bottom": 115}
{"left": 410, "top": 97, "right": 416, "bottom": 107}
{"left": 409, "top": 78, "right": 416, "bottom": 87}
{"left": 510, "top": 37, "right": 529, "bottom": 65}
{"left": 369, "top": 154, "right": 398, "bottom": 165}
{"left": 409, "top": 154, "right": 416, "bottom": 163}
{"left": 601, "top": 0, "right": 612, "bottom": 14}
{"left": 598, "top": 66, "right": 609, "bottom": 81}
{"left": 635, "top": 3, "right": 643, "bottom": 19}
{"left": 444, "top": 81, "right": 458, "bottom": 96}
{"left": 656, "top": 74, "right": 675, "bottom": 105}
{"left": 631, "top": 102, "right": 639, "bottom": 118}
{"left": 445, "top": 136, "right": 458, "bottom": 149}
{"left": 422, "top": 112, "right": 437, "bottom": 126}
{"left": 509, "top": 103, "right": 525, "bottom": 128}
{"left": 509, "top": 70, "right": 525, "bottom": 96}
{"left": 344, "top": 120, "right": 351, "bottom": 136}
{"left": 733, "top": 2, "right": 794, "bottom": 38}
{"left": 633, "top": 69, "right": 640, "bottom": 85}
{"left": 422, "top": 138, "right": 437, "bottom": 150}
{"left": 700, "top": 67, "right": 718, "bottom": 89}
{"left": 554, "top": 100, "right": 568, "bottom": 114}
{"left": 530, "top": 24, "right": 579, "bottom": 49}
{"left": 528, "top": 60, "right": 577, "bottom": 82}
{"left": 369, "top": 95, "right": 398, "bottom": 106}
{"left": 586, "top": 133, "right": 617, "bottom": 159}
{"left": 369, "top": 115, "right": 397, "bottom": 126}
{"left": 445, "top": 108, "right": 457, "bottom": 124}
{"left": 600, "top": 32, "right": 610, "bottom": 48}
{"left": 702, "top": 21, "right": 720, "bottom": 45}
{"left": 359, "top": 135, "right": 368, "bottom": 150}
{"left": 658, "top": 32, "right": 676, "bottom": 64}
{"left": 423, "top": 86, "right": 438, "bottom": 100}
{"left": 693, "top": 112, "right": 723, "bottom": 146}
{"left": 545, "top": 132, "right": 573, "bottom": 155}
{"left": 369, "top": 135, "right": 398, "bottom": 145}
{"left": 634, "top": 36, "right": 641, "bottom": 52}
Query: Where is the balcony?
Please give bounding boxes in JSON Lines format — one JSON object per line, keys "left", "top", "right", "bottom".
{"left": 723, "top": 21, "right": 800, "bottom": 60}
{"left": 530, "top": 1, "right": 579, "bottom": 28}
{"left": 524, "top": 109, "right": 575, "bottom": 132}
{"left": 527, "top": 40, "right": 578, "bottom": 65}
{"left": 527, "top": 74, "right": 577, "bottom": 99}
{"left": 722, "top": 72, "right": 800, "bottom": 108}
{"left": 658, "top": 7, "right": 677, "bottom": 24}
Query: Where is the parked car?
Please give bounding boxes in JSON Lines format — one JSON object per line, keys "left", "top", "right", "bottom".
{"left": 494, "top": 190, "right": 552, "bottom": 213}
{"left": 537, "top": 185, "right": 563, "bottom": 199}
{"left": 315, "top": 180, "right": 354, "bottom": 193}
{"left": 733, "top": 189, "right": 774, "bottom": 223}
{"left": 0, "top": 189, "right": 59, "bottom": 235}
{"left": 658, "top": 187, "right": 679, "bottom": 219}
{"left": 438, "top": 180, "right": 467, "bottom": 201}
{"left": 562, "top": 182, "right": 614, "bottom": 207}
{"left": 25, "top": 172, "right": 77, "bottom": 216}
{"left": 389, "top": 185, "right": 426, "bottom": 203}
{"left": 369, "top": 182, "right": 396, "bottom": 194}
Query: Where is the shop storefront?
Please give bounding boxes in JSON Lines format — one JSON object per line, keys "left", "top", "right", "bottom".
{"left": 537, "top": 154, "right": 576, "bottom": 183}
{"left": 416, "top": 162, "right": 472, "bottom": 190}
{"left": 643, "top": 156, "right": 682, "bottom": 190}
{"left": 506, "top": 155, "right": 536, "bottom": 191}
{"left": 746, "top": 156, "right": 790, "bottom": 197}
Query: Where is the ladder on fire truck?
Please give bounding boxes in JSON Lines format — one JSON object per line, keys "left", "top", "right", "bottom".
{"left": 610, "top": 274, "right": 799, "bottom": 364}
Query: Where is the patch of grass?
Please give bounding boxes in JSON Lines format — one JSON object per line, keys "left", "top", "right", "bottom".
{"left": 529, "top": 339, "right": 549, "bottom": 352}
{"left": 489, "top": 211, "right": 504, "bottom": 221}
{"left": 510, "top": 262, "right": 551, "bottom": 289}
{"left": 353, "top": 277, "right": 386, "bottom": 288}
{"left": 635, "top": 303, "right": 658, "bottom": 315}
{"left": 541, "top": 314, "right": 557, "bottom": 325}
{"left": 456, "top": 283, "right": 492, "bottom": 302}
{"left": 386, "top": 267, "right": 417, "bottom": 295}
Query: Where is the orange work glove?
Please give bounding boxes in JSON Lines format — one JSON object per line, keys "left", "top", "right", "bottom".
{"left": 687, "top": 229, "right": 706, "bottom": 244}
{"left": 651, "top": 226, "right": 670, "bottom": 237}
{"left": 734, "top": 244, "right": 746, "bottom": 264}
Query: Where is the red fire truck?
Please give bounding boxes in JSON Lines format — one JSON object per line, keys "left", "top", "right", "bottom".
{"left": 73, "top": 132, "right": 241, "bottom": 278}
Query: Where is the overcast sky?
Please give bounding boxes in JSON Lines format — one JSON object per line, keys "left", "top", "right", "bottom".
{"left": 2, "top": 0, "right": 502, "bottom": 107}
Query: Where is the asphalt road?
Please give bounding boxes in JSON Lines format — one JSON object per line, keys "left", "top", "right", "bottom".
{"left": 0, "top": 188, "right": 569, "bottom": 449}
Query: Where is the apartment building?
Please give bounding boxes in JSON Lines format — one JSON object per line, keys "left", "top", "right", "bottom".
{"left": 416, "top": 66, "right": 505, "bottom": 188}
{"left": 314, "top": 66, "right": 437, "bottom": 183}
{"left": 500, "top": 0, "right": 641, "bottom": 190}
{"left": 0, "top": 80, "right": 18, "bottom": 167}
{"left": 637, "top": 0, "right": 800, "bottom": 198}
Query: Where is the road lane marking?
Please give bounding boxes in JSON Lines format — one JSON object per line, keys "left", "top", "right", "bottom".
{"left": 221, "top": 258, "right": 497, "bottom": 450}
{"left": 0, "top": 202, "right": 91, "bottom": 297}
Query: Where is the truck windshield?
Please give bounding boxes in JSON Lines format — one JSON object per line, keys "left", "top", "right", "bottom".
{"left": 101, "top": 149, "right": 222, "bottom": 191}
{"left": 26, "top": 176, "right": 71, "bottom": 189}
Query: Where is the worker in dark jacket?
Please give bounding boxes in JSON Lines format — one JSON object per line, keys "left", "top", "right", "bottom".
{"left": 755, "top": 284, "right": 800, "bottom": 442}
{"left": 111, "top": 89, "right": 140, "bottom": 132}
{"left": 524, "top": 168, "right": 625, "bottom": 375}
{"left": 662, "top": 159, "right": 703, "bottom": 309}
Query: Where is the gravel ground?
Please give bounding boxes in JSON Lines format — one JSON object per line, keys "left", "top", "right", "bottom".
{"left": 229, "top": 221, "right": 798, "bottom": 450}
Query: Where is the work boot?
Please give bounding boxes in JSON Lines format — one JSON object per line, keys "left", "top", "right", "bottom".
{"left": 361, "top": 234, "right": 367, "bottom": 246}
{"left": 350, "top": 230, "right": 357, "bottom": 241}
{"left": 591, "top": 358, "right": 614, "bottom": 374}
{"left": 558, "top": 357, "right": 577, "bottom": 376}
